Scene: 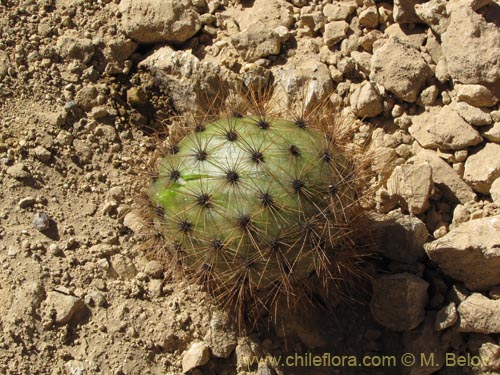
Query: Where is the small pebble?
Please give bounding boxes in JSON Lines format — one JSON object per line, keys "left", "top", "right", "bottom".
{"left": 33, "top": 211, "right": 50, "bottom": 231}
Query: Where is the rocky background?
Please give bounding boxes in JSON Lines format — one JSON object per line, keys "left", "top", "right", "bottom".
{"left": 1, "top": 0, "right": 500, "bottom": 374}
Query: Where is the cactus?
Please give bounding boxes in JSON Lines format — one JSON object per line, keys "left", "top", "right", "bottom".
{"left": 147, "top": 93, "right": 368, "bottom": 323}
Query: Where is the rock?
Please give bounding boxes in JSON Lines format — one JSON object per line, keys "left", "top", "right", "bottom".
{"left": 441, "top": 5, "right": 500, "bottom": 86}
{"left": 351, "top": 51, "right": 372, "bottom": 76}
{"left": 371, "top": 147, "right": 399, "bottom": 179}
{"left": 56, "top": 30, "right": 95, "bottom": 64}
{"left": 110, "top": 254, "right": 138, "bottom": 280}
{"left": 272, "top": 59, "right": 333, "bottom": 111}
{"left": 44, "top": 291, "right": 87, "bottom": 325}
{"left": 350, "top": 81, "right": 383, "bottom": 118}
{"left": 415, "top": 149, "right": 476, "bottom": 204}
{"left": 300, "top": 10, "right": 324, "bottom": 35}
{"left": 455, "top": 84, "right": 499, "bottom": 108}
{"left": 358, "top": 6, "right": 378, "bottom": 28}
{"left": 231, "top": 26, "right": 281, "bottom": 62}
{"left": 402, "top": 316, "right": 445, "bottom": 375}
{"left": 435, "top": 302, "right": 458, "bottom": 331}
{"left": 323, "top": 2, "right": 357, "bottom": 21}
{"left": 464, "top": 143, "right": 500, "bottom": 194}
{"left": 383, "top": 24, "right": 427, "bottom": 49}
{"left": 144, "top": 260, "right": 163, "bottom": 279}
{"left": 229, "top": 0, "right": 294, "bottom": 31}
{"left": 359, "top": 30, "right": 383, "bottom": 52}
{"left": 5, "top": 281, "right": 45, "bottom": 328}
{"left": 484, "top": 122, "right": 500, "bottom": 143}
{"left": 138, "top": 46, "right": 223, "bottom": 112}
{"left": 33, "top": 146, "right": 52, "bottom": 163}
{"left": 394, "top": 0, "right": 427, "bottom": 24}
{"left": 204, "top": 311, "right": 237, "bottom": 358}
{"left": 74, "top": 85, "right": 99, "bottom": 112}
{"left": 56, "top": 130, "right": 74, "bottom": 146}
{"left": 371, "top": 36, "right": 432, "bottom": 103}
{"left": 425, "top": 216, "right": 500, "bottom": 291}
{"left": 372, "top": 211, "right": 429, "bottom": 263}
{"left": 7, "top": 163, "right": 30, "bottom": 179}
{"left": 491, "top": 178, "right": 500, "bottom": 204}
{"left": 119, "top": 0, "right": 202, "bottom": 43}
{"left": 18, "top": 197, "right": 36, "bottom": 209}
{"left": 182, "top": 342, "right": 210, "bottom": 373}
{"left": 102, "top": 35, "right": 137, "bottom": 74}
{"left": 458, "top": 293, "right": 500, "bottom": 333}
{"left": 65, "top": 360, "right": 86, "bottom": 375}
{"left": 453, "top": 101, "right": 492, "bottom": 126}
{"left": 108, "top": 187, "right": 124, "bottom": 202}
{"left": 409, "top": 106, "right": 482, "bottom": 150}
{"left": 386, "top": 164, "right": 433, "bottom": 215}
{"left": 370, "top": 273, "right": 428, "bottom": 331}
{"left": 477, "top": 341, "right": 500, "bottom": 372}
{"left": 0, "top": 51, "right": 9, "bottom": 78}
{"left": 123, "top": 210, "right": 144, "bottom": 234}
{"left": 418, "top": 85, "right": 439, "bottom": 106}
{"left": 73, "top": 140, "right": 92, "bottom": 164}
{"left": 323, "top": 21, "right": 348, "bottom": 47}
{"left": 33, "top": 212, "right": 50, "bottom": 231}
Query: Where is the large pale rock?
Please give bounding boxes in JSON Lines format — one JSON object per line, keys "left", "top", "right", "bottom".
{"left": 415, "top": 149, "right": 476, "bottom": 203}
{"left": 119, "top": 0, "right": 202, "bottom": 43}
{"left": 441, "top": 5, "right": 500, "bottom": 86}
{"left": 464, "top": 143, "right": 500, "bottom": 194}
{"left": 491, "top": 178, "right": 500, "bottom": 204}
{"left": 458, "top": 293, "right": 500, "bottom": 333}
{"left": 229, "top": 0, "right": 294, "bottom": 31}
{"left": 415, "top": 0, "right": 449, "bottom": 35}
{"left": 182, "top": 342, "right": 210, "bottom": 373}
{"left": 43, "top": 291, "right": 87, "bottom": 325}
{"left": 409, "top": 106, "right": 482, "bottom": 150}
{"left": 455, "top": 84, "right": 499, "bottom": 108}
{"left": 231, "top": 26, "right": 281, "bottom": 62}
{"left": 350, "top": 81, "right": 383, "bottom": 118}
{"left": 394, "top": 0, "right": 427, "bottom": 24}
{"left": 370, "top": 273, "right": 428, "bottom": 331}
{"left": 323, "top": 21, "right": 348, "bottom": 47}
{"left": 323, "top": 2, "right": 356, "bottom": 21}
{"left": 371, "top": 36, "right": 432, "bottom": 103}
{"left": 138, "top": 46, "right": 223, "bottom": 112}
{"left": 272, "top": 59, "right": 333, "bottom": 110}
{"left": 484, "top": 122, "right": 500, "bottom": 143}
{"left": 387, "top": 164, "right": 433, "bottom": 215}
{"left": 384, "top": 24, "right": 427, "bottom": 49}
{"left": 453, "top": 101, "right": 493, "bottom": 126}
{"left": 425, "top": 216, "right": 500, "bottom": 291}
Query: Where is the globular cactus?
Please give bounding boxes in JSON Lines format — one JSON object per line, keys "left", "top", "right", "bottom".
{"left": 147, "top": 93, "right": 368, "bottom": 323}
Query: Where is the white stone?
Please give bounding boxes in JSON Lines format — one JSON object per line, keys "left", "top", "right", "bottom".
{"left": 425, "top": 216, "right": 500, "bottom": 291}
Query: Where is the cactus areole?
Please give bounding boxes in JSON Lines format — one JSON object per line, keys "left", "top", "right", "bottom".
{"left": 151, "top": 115, "right": 359, "bottom": 302}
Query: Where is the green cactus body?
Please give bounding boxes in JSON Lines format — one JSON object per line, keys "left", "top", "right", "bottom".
{"left": 151, "top": 115, "right": 355, "bottom": 290}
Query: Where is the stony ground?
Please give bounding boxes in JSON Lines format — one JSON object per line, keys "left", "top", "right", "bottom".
{"left": 1, "top": 0, "right": 500, "bottom": 374}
